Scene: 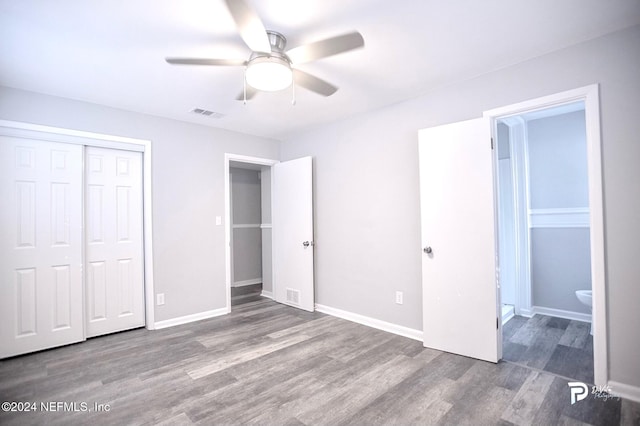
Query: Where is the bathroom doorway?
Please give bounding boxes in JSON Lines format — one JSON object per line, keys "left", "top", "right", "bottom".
{"left": 494, "top": 100, "right": 595, "bottom": 383}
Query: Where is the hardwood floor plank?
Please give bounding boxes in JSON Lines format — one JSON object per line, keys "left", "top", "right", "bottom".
{"left": 266, "top": 315, "right": 339, "bottom": 339}
{"left": 545, "top": 345, "right": 594, "bottom": 384}
{"left": 187, "top": 333, "right": 313, "bottom": 379}
{"left": 295, "top": 354, "right": 424, "bottom": 425}
{"left": 558, "top": 321, "right": 591, "bottom": 349}
{"left": 342, "top": 365, "right": 456, "bottom": 425}
{"left": 195, "top": 313, "right": 305, "bottom": 347}
{"left": 154, "top": 412, "right": 195, "bottom": 426}
{"left": 501, "top": 371, "right": 556, "bottom": 425}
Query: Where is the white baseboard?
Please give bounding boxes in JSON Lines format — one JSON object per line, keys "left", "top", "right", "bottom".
{"left": 232, "top": 278, "right": 262, "bottom": 287}
{"left": 518, "top": 307, "right": 534, "bottom": 318}
{"left": 154, "top": 308, "right": 228, "bottom": 330}
{"left": 531, "top": 306, "right": 591, "bottom": 323}
{"left": 261, "top": 290, "right": 274, "bottom": 299}
{"left": 608, "top": 380, "right": 640, "bottom": 403}
{"left": 315, "top": 303, "right": 423, "bottom": 342}
{"left": 502, "top": 307, "right": 515, "bottom": 325}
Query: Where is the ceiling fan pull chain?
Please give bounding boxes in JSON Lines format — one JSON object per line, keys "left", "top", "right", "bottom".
{"left": 291, "top": 77, "right": 296, "bottom": 106}
{"left": 243, "top": 66, "right": 247, "bottom": 105}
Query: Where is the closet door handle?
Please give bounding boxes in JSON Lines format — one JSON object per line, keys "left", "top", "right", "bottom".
{"left": 423, "top": 246, "right": 432, "bottom": 254}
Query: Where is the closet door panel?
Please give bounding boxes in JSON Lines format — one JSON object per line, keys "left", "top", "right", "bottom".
{"left": 85, "top": 147, "right": 144, "bottom": 337}
{"left": 0, "top": 137, "right": 84, "bottom": 358}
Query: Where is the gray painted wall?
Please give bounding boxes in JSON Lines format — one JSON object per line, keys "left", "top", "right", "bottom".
{"left": 231, "top": 168, "right": 262, "bottom": 284}
{"left": 0, "top": 86, "right": 279, "bottom": 321}
{"left": 531, "top": 228, "right": 591, "bottom": 313}
{"left": 527, "top": 111, "right": 589, "bottom": 209}
{"left": 280, "top": 25, "right": 640, "bottom": 388}
{"left": 231, "top": 168, "right": 262, "bottom": 224}
{"left": 527, "top": 110, "right": 591, "bottom": 313}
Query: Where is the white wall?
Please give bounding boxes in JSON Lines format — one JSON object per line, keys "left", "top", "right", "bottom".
{"left": 0, "top": 86, "right": 279, "bottom": 321}
{"left": 280, "top": 25, "right": 640, "bottom": 388}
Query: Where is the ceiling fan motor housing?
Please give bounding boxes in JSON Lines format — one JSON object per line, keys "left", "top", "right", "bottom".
{"left": 244, "top": 30, "right": 293, "bottom": 91}
{"left": 266, "top": 30, "right": 287, "bottom": 52}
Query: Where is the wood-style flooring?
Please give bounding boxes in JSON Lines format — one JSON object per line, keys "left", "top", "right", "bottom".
{"left": 503, "top": 314, "right": 594, "bottom": 385}
{"left": 1, "top": 297, "right": 638, "bottom": 425}
{"left": 231, "top": 284, "right": 263, "bottom": 306}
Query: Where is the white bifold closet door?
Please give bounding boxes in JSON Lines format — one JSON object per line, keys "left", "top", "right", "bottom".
{"left": 85, "top": 147, "right": 144, "bottom": 338}
{"left": 0, "top": 137, "right": 85, "bottom": 358}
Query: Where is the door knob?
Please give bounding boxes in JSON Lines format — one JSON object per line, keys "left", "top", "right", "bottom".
{"left": 303, "top": 241, "right": 314, "bottom": 248}
{"left": 423, "top": 246, "right": 432, "bottom": 254}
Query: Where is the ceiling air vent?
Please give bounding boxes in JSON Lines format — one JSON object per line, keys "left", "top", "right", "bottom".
{"left": 190, "top": 108, "right": 224, "bottom": 119}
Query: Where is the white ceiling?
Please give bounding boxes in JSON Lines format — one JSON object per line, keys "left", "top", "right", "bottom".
{"left": 2, "top": 0, "right": 639, "bottom": 140}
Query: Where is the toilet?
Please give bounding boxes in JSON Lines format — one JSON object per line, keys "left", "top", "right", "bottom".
{"left": 575, "top": 290, "right": 593, "bottom": 335}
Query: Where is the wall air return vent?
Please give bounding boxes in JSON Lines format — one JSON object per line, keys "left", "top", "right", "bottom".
{"left": 286, "top": 288, "right": 300, "bottom": 305}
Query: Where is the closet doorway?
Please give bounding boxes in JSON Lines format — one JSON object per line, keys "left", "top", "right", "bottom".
{"left": 224, "top": 154, "right": 315, "bottom": 313}
{"left": 229, "top": 161, "right": 273, "bottom": 307}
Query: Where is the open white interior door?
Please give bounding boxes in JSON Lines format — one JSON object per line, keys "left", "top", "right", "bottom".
{"left": 419, "top": 118, "right": 500, "bottom": 363}
{"left": 273, "top": 156, "right": 314, "bottom": 312}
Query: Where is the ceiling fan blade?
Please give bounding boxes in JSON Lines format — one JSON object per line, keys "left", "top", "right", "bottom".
{"left": 224, "top": 0, "right": 271, "bottom": 53}
{"left": 293, "top": 69, "right": 338, "bottom": 97}
{"left": 287, "top": 32, "right": 364, "bottom": 64}
{"left": 235, "top": 86, "right": 258, "bottom": 101}
{"left": 165, "top": 58, "right": 247, "bottom": 66}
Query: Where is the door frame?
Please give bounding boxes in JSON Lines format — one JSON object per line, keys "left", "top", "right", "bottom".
{"left": 0, "top": 119, "right": 156, "bottom": 330}
{"left": 484, "top": 84, "right": 607, "bottom": 385}
{"left": 224, "top": 153, "right": 278, "bottom": 312}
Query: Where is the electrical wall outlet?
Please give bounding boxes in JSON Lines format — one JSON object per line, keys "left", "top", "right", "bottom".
{"left": 157, "top": 293, "right": 165, "bottom": 306}
{"left": 395, "top": 291, "right": 403, "bottom": 305}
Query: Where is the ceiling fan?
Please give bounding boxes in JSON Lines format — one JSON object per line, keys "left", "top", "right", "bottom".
{"left": 165, "top": 0, "right": 364, "bottom": 101}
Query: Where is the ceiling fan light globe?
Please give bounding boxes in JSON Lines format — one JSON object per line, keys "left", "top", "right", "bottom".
{"left": 246, "top": 57, "right": 292, "bottom": 92}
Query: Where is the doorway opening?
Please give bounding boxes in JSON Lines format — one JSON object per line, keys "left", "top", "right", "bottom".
{"left": 495, "top": 101, "right": 595, "bottom": 383}
{"left": 225, "top": 155, "right": 277, "bottom": 312}
{"left": 486, "top": 85, "right": 606, "bottom": 385}
{"left": 224, "top": 154, "right": 316, "bottom": 313}
{"left": 229, "top": 160, "right": 273, "bottom": 308}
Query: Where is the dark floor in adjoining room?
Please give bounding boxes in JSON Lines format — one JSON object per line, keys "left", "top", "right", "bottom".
{"left": 1, "top": 298, "right": 638, "bottom": 425}
{"left": 503, "top": 314, "right": 594, "bottom": 385}
{"left": 231, "top": 283, "right": 263, "bottom": 306}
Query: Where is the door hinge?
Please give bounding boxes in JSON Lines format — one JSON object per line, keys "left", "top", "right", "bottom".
{"left": 491, "top": 137, "right": 494, "bottom": 150}
{"left": 497, "top": 317, "right": 499, "bottom": 329}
